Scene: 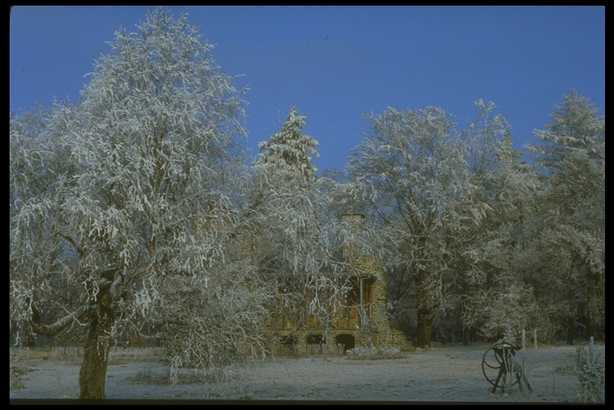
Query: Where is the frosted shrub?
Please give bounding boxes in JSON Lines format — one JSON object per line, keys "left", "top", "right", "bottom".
{"left": 575, "top": 342, "right": 604, "bottom": 403}
{"left": 479, "top": 283, "right": 539, "bottom": 343}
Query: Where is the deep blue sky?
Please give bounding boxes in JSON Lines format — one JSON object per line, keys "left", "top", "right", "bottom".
{"left": 10, "top": 6, "right": 605, "bottom": 172}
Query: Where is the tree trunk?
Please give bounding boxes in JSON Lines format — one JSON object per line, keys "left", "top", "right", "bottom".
{"left": 415, "top": 272, "right": 433, "bottom": 348}
{"left": 565, "top": 316, "right": 575, "bottom": 346}
{"left": 79, "top": 290, "right": 114, "bottom": 399}
{"left": 416, "top": 307, "right": 433, "bottom": 348}
{"left": 462, "top": 326, "right": 470, "bottom": 346}
{"left": 581, "top": 301, "right": 593, "bottom": 341}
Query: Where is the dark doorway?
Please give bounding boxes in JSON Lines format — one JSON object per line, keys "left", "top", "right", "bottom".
{"left": 306, "top": 334, "right": 325, "bottom": 354}
{"left": 279, "top": 335, "right": 297, "bottom": 355}
{"left": 335, "top": 334, "right": 355, "bottom": 353}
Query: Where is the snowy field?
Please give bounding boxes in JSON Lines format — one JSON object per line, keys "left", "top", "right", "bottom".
{"left": 10, "top": 344, "right": 604, "bottom": 402}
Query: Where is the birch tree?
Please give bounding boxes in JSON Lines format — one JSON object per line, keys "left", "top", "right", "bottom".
{"left": 10, "top": 9, "right": 262, "bottom": 398}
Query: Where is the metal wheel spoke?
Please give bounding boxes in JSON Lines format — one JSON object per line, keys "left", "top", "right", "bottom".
{"left": 482, "top": 349, "right": 501, "bottom": 369}
{"left": 484, "top": 361, "right": 500, "bottom": 369}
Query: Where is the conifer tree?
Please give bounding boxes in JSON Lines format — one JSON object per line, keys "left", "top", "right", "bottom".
{"left": 255, "top": 108, "right": 319, "bottom": 183}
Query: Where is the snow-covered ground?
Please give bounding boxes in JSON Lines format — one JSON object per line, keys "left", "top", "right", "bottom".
{"left": 10, "top": 344, "right": 604, "bottom": 402}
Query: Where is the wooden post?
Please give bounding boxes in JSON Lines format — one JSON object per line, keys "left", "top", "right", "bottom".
{"left": 533, "top": 329, "right": 537, "bottom": 349}
{"left": 359, "top": 278, "right": 364, "bottom": 328}
{"left": 522, "top": 329, "right": 526, "bottom": 350}
{"left": 523, "top": 359, "right": 533, "bottom": 393}
{"left": 552, "top": 372, "right": 556, "bottom": 394}
{"left": 359, "top": 278, "right": 363, "bottom": 308}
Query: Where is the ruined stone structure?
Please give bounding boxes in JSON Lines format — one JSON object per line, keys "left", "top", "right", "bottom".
{"left": 265, "top": 213, "right": 413, "bottom": 355}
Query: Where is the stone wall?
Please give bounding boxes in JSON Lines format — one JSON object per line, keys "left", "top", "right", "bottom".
{"left": 265, "top": 272, "right": 413, "bottom": 355}
{"left": 264, "top": 212, "right": 414, "bottom": 355}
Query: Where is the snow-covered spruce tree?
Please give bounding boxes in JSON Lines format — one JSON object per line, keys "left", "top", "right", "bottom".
{"left": 348, "top": 106, "right": 489, "bottom": 348}
{"left": 255, "top": 108, "right": 319, "bottom": 182}
{"left": 246, "top": 108, "right": 353, "bottom": 348}
{"left": 526, "top": 92, "right": 605, "bottom": 343}
{"left": 9, "top": 9, "right": 266, "bottom": 399}
{"left": 249, "top": 108, "right": 321, "bottom": 284}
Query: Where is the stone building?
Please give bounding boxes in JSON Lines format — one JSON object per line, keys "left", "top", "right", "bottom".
{"left": 265, "top": 213, "right": 413, "bottom": 355}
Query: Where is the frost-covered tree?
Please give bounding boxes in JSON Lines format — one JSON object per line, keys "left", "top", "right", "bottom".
{"left": 463, "top": 99, "right": 510, "bottom": 177}
{"left": 348, "top": 106, "right": 489, "bottom": 347}
{"left": 255, "top": 107, "right": 319, "bottom": 182}
{"left": 10, "top": 107, "right": 81, "bottom": 348}
{"left": 250, "top": 108, "right": 321, "bottom": 275}
{"left": 526, "top": 92, "right": 605, "bottom": 342}
{"left": 10, "top": 9, "right": 265, "bottom": 399}
{"left": 447, "top": 101, "right": 543, "bottom": 344}
{"left": 461, "top": 93, "right": 604, "bottom": 344}
{"left": 246, "top": 108, "right": 353, "bottom": 345}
